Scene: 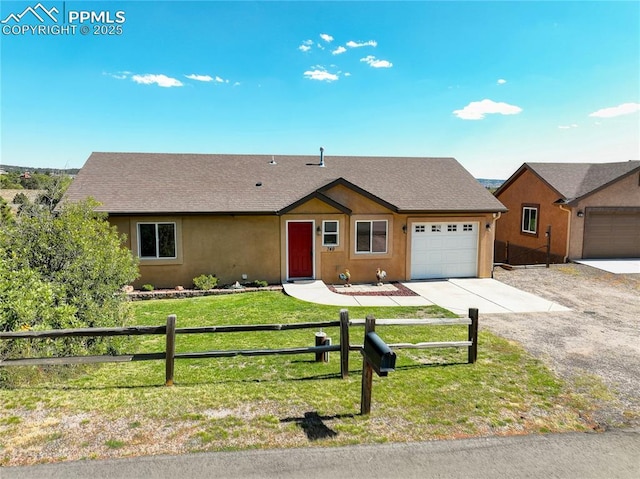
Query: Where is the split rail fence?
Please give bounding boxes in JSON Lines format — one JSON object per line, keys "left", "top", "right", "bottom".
{"left": 0, "top": 308, "right": 478, "bottom": 385}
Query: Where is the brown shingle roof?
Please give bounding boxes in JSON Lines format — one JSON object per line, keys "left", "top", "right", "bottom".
{"left": 497, "top": 161, "right": 640, "bottom": 204}
{"left": 63, "top": 152, "right": 506, "bottom": 214}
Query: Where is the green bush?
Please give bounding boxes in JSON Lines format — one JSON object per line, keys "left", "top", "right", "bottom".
{"left": 251, "top": 280, "right": 268, "bottom": 288}
{"left": 193, "top": 274, "right": 218, "bottom": 290}
{"left": 0, "top": 198, "right": 139, "bottom": 362}
{"left": 141, "top": 284, "right": 154, "bottom": 291}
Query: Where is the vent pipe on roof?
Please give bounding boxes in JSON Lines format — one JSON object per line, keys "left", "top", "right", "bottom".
{"left": 319, "top": 147, "right": 325, "bottom": 167}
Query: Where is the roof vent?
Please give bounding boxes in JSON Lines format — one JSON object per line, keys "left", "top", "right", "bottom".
{"left": 319, "top": 147, "right": 325, "bottom": 167}
{"left": 256, "top": 181, "right": 263, "bottom": 187}
{"left": 269, "top": 156, "right": 277, "bottom": 165}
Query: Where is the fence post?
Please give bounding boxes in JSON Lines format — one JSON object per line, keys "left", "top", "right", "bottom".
{"left": 360, "top": 315, "right": 376, "bottom": 415}
{"left": 340, "top": 309, "right": 350, "bottom": 378}
{"left": 165, "top": 314, "right": 176, "bottom": 386}
{"left": 315, "top": 331, "right": 328, "bottom": 362}
{"left": 545, "top": 225, "right": 551, "bottom": 268}
{"left": 468, "top": 308, "right": 478, "bottom": 364}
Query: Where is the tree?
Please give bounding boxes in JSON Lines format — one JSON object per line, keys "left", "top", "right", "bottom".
{"left": 0, "top": 197, "right": 13, "bottom": 225}
{"left": 0, "top": 199, "right": 139, "bottom": 358}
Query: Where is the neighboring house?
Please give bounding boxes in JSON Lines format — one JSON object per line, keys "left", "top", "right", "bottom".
{"left": 494, "top": 161, "right": 640, "bottom": 264}
{"left": 63, "top": 151, "right": 507, "bottom": 288}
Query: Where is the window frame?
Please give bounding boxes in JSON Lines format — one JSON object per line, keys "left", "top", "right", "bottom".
{"left": 322, "top": 220, "right": 339, "bottom": 247}
{"left": 521, "top": 204, "right": 539, "bottom": 236}
{"left": 355, "top": 219, "right": 388, "bottom": 254}
{"left": 137, "top": 222, "right": 177, "bottom": 259}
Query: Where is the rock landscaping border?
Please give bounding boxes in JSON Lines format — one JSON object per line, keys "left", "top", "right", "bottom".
{"left": 126, "top": 285, "right": 283, "bottom": 301}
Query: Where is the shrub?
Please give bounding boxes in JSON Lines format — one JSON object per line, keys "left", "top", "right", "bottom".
{"left": 12, "top": 193, "right": 29, "bottom": 205}
{"left": 0, "top": 199, "right": 139, "bottom": 362}
{"left": 141, "top": 284, "right": 154, "bottom": 291}
{"left": 193, "top": 274, "right": 218, "bottom": 290}
{"left": 251, "top": 280, "right": 268, "bottom": 288}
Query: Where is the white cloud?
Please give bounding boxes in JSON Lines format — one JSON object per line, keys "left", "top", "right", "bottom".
{"left": 346, "top": 40, "right": 377, "bottom": 48}
{"left": 320, "top": 33, "right": 334, "bottom": 43}
{"left": 298, "top": 39, "right": 313, "bottom": 52}
{"left": 233, "top": 82, "right": 241, "bottom": 87}
{"left": 303, "top": 68, "right": 339, "bottom": 82}
{"left": 588, "top": 102, "right": 640, "bottom": 118}
{"left": 344, "top": 72, "right": 352, "bottom": 77}
{"left": 332, "top": 46, "right": 347, "bottom": 55}
{"left": 185, "top": 74, "right": 213, "bottom": 82}
{"left": 453, "top": 99, "right": 523, "bottom": 120}
{"left": 360, "top": 55, "right": 393, "bottom": 68}
{"left": 214, "top": 76, "right": 229, "bottom": 83}
{"left": 105, "top": 71, "right": 131, "bottom": 80}
{"left": 132, "top": 74, "right": 183, "bottom": 88}
{"left": 497, "top": 79, "right": 507, "bottom": 85}
{"left": 558, "top": 124, "right": 578, "bottom": 129}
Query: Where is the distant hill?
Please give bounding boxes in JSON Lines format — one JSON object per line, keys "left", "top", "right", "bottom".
{"left": 0, "top": 165, "right": 80, "bottom": 175}
{"left": 476, "top": 178, "right": 504, "bottom": 190}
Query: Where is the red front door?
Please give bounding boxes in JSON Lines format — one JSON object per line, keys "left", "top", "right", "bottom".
{"left": 288, "top": 222, "right": 313, "bottom": 278}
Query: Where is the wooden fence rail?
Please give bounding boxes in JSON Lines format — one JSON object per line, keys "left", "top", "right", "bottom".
{"left": 0, "top": 308, "right": 479, "bottom": 385}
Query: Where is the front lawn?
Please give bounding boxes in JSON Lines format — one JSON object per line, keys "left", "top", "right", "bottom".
{"left": 0, "top": 291, "right": 596, "bottom": 465}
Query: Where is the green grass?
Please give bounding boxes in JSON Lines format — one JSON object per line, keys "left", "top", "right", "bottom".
{"left": 0, "top": 291, "right": 597, "bottom": 464}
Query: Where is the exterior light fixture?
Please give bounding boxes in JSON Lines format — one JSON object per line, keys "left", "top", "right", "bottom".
{"left": 577, "top": 210, "right": 584, "bottom": 217}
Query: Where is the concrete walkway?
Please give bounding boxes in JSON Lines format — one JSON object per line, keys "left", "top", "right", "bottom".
{"left": 282, "top": 279, "right": 570, "bottom": 315}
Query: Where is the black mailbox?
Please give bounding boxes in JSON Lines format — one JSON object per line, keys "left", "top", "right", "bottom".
{"left": 363, "top": 332, "right": 396, "bottom": 377}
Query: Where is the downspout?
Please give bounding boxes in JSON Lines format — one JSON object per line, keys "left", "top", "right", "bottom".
{"left": 490, "top": 212, "right": 502, "bottom": 277}
{"left": 558, "top": 205, "right": 571, "bottom": 262}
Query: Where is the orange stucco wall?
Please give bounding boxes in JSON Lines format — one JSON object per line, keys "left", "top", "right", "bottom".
{"left": 110, "top": 184, "right": 499, "bottom": 288}
{"left": 495, "top": 169, "right": 569, "bottom": 260}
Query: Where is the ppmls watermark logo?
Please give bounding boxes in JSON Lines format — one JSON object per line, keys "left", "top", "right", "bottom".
{"left": 1, "top": 2, "right": 126, "bottom": 36}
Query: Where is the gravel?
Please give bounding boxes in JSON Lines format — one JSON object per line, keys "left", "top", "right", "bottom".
{"left": 484, "top": 263, "right": 640, "bottom": 429}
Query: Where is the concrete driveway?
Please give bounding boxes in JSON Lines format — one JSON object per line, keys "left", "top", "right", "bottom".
{"left": 283, "top": 278, "right": 570, "bottom": 315}
{"left": 575, "top": 259, "right": 640, "bottom": 274}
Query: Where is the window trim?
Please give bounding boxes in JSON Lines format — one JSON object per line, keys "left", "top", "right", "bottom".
{"left": 355, "top": 219, "right": 388, "bottom": 254}
{"left": 137, "top": 222, "right": 177, "bottom": 259}
{"left": 521, "top": 204, "right": 539, "bottom": 236}
{"left": 322, "top": 220, "right": 339, "bottom": 247}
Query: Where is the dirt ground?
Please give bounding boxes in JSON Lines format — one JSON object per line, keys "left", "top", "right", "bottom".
{"left": 485, "top": 263, "right": 640, "bottom": 429}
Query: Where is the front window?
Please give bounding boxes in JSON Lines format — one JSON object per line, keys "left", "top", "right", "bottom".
{"left": 356, "top": 220, "right": 387, "bottom": 254}
{"left": 522, "top": 206, "right": 538, "bottom": 234}
{"left": 322, "top": 220, "right": 339, "bottom": 246}
{"left": 138, "top": 223, "right": 176, "bottom": 259}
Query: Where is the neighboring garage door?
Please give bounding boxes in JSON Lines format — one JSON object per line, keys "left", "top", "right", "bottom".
{"left": 411, "top": 222, "right": 479, "bottom": 279}
{"left": 583, "top": 207, "right": 640, "bottom": 258}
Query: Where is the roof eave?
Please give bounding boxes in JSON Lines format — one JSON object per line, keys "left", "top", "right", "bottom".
{"left": 106, "top": 210, "right": 278, "bottom": 216}
{"left": 565, "top": 165, "right": 640, "bottom": 206}
{"left": 494, "top": 163, "right": 567, "bottom": 200}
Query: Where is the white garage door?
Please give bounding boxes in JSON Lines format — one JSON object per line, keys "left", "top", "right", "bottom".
{"left": 411, "top": 222, "right": 479, "bottom": 279}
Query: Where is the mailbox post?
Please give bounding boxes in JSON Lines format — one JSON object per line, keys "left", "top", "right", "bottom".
{"left": 360, "top": 316, "right": 396, "bottom": 415}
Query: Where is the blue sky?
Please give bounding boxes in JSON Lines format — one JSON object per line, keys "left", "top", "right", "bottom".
{"left": 1, "top": 0, "right": 638, "bottom": 178}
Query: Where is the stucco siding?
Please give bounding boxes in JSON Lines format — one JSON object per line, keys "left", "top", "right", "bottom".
{"left": 109, "top": 184, "right": 499, "bottom": 288}
{"left": 111, "top": 215, "right": 281, "bottom": 289}
{"left": 495, "top": 169, "right": 569, "bottom": 262}
{"left": 568, "top": 172, "right": 640, "bottom": 258}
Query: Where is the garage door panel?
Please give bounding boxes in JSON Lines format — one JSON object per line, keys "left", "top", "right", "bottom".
{"left": 583, "top": 209, "right": 640, "bottom": 258}
{"left": 411, "top": 222, "right": 479, "bottom": 279}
